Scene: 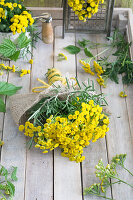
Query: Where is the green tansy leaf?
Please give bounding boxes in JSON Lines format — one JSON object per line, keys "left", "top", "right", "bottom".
{"left": 0, "top": 33, "right": 31, "bottom": 61}
{"left": 0, "top": 183, "right": 6, "bottom": 190}
{"left": 84, "top": 48, "right": 93, "bottom": 57}
{"left": 64, "top": 45, "right": 81, "bottom": 54}
{"left": 17, "top": 32, "right": 31, "bottom": 49}
{"left": 0, "top": 165, "right": 18, "bottom": 199}
{"left": 0, "top": 166, "right": 8, "bottom": 179}
{"left": 78, "top": 39, "right": 90, "bottom": 48}
{"left": 11, "top": 167, "right": 18, "bottom": 181}
{"left": 110, "top": 70, "right": 119, "bottom": 84}
{"left": 0, "top": 97, "right": 6, "bottom": 112}
{"left": 7, "top": 181, "right": 15, "bottom": 196}
{"left": 9, "top": 50, "right": 20, "bottom": 61}
{"left": 0, "top": 82, "right": 22, "bottom": 96}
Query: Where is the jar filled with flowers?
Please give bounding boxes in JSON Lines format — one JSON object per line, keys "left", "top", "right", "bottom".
{"left": 0, "top": 0, "right": 35, "bottom": 60}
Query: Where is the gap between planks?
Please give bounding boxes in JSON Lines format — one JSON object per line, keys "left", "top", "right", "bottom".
{"left": 24, "top": 29, "right": 54, "bottom": 200}
{"left": 96, "top": 34, "right": 133, "bottom": 200}
{"left": 0, "top": 60, "right": 9, "bottom": 160}
{"left": 54, "top": 26, "right": 82, "bottom": 200}
{"left": 75, "top": 32, "right": 112, "bottom": 200}
{"left": 1, "top": 57, "right": 31, "bottom": 200}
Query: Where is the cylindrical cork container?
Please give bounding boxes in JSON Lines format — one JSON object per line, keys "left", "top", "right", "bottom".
{"left": 41, "top": 16, "right": 53, "bottom": 44}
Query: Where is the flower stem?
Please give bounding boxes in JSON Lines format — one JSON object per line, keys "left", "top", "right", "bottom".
{"left": 85, "top": 47, "right": 110, "bottom": 64}
{"left": 88, "top": 192, "right": 115, "bottom": 200}
{"left": 122, "top": 166, "right": 133, "bottom": 176}
{"left": 0, "top": 191, "right": 7, "bottom": 199}
{"left": 113, "top": 176, "right": 133, "bottom": 188}
{"left": 94, "top": 47, "right": 110, "bottom": 59}
{"left": 103, "top": 181, "right": 121, "bottom": 188}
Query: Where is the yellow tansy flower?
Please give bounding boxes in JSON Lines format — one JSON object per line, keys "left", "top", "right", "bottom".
{"left": 119, "top": 91, "right": 127, "bottom": 98}
{"left": 29, "top": 59, "right": 33, "bottom": 64}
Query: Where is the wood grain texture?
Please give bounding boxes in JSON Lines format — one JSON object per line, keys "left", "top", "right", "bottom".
{"left": 0, "top": 25, "right": 133, "bottom": 200}
{"left": 0, "top": 61, "right": 9, "bottom": 142}
{"left": 24, "top": 0, "right": 62, "bottom": 7}
{"left": 124, "top": 84, "right": 133, "bottom": 143}
{"left": 115, "top": 0, "right": 133, "bottom": 10}
{"left": 54, "top": 26, "right": 82, "bottom": 200}
{"left": 1, "top": 58, "right": 31, "bottom": 200}
{"left": 96, "top": 34, "right": 133, "bottom": 200}
{"left": 76, "top": 33, "right": 112, "bottom": 200}
{"left": 25, "top": 32, "right": 54, "bottom": 200}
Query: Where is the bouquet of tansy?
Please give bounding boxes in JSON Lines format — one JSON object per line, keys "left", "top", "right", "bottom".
{"left": 10, "top": 70, "right": 109, "bottom": 163}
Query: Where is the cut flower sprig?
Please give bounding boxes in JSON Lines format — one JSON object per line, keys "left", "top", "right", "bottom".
{"left": 119, "top": 91, "right": 127, "bottom": 98}
{"left": 64, "top": 40, "right": 111, "bottom": 87}
{"left": 0, "top": 63, "right": 30, "bottom": 77}
{"left": 84, "top": 154, "right": 133, "bottom": 199}
{"left": 65, "top": 30, "right": 133, "bottom": 85}
{"left": 19, "top": 77, "right": 109, "bottom": 163}
{"left": 0, "top": 165, "right": 18, "bottom": 199}
{"left": 57, "top": 53, "right": 67, "bottom": 61}
{"left": 80, "top": 57, "right": 108, "bottom": 88}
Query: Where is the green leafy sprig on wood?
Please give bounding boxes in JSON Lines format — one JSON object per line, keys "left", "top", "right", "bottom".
{"left": 0, "top": 32, "right": 31, "bottom": 61}
{"left": 0, "top": 165, "right": 18, "bottom": 200}
{"left": 0, "top": 81, "right": 22, "bottom": 112}
{"left": 64, "top": 30, "right": 133, "bottom": 85}
{"left": 64, "top": 45, "right": 81, "bottom": 54}
{"left": 27, "top": 24, "right": 41, "bottom": 49}
{"left": 84, "top": 154, "right": 133, "bottom": 200}
{"left": 99, "top": 31, "right": 133, "bottom": 84}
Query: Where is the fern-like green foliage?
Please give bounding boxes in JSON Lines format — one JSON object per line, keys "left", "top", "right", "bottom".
{"left": 0, "top": 32, "right": 31, "bottom": 61}
{"left": 0, "top": 165, "right": 18, "bottom": 199}
{"left": 27, "top": 24, "right": 41, "bottom": 49}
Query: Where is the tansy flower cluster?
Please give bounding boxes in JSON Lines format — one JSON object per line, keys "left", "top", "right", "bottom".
{"left": 96, "top": 74, "right": 105, "bottom": 87}
{"left": 10, "top": 11, "right": 34, "bottom": 34}
{"left": 20, "top": 68, "right": 30, "bottom": 77}
{"left": 67, "top": 0, "right": 104, "bottom": 21}
{"left": 19, "top": 100, "right": 109, "bottom": 163}
{"left": 80, "top": 60, "right": 95, "bottom": 75}
{"left": 29, "top": 59, "right": 33, "bottom": 64}
{"left": 80, "top": 60, "right": 106, "bottom": 87}
{"left": 0, "top": 0, "right": 34, "bottom": 34}
{"left": 119, "top": 91, "right": 127, "bottom": 98}
{"left": 94, "top": 61, "right": 106, "bottom": 87}
{"left": 0, "top": 63, "right": 30, "bottom": 77}
{"left": 0, "top": 7, "right": 5, "bottom": 21}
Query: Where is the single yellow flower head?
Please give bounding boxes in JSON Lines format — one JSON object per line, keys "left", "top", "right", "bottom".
{"left": 0, "top": 139, "right": 4, "bottom": 146}
{"left": 13, "top": 3, "right": 17, "bottom": 7}
{"left": 29, "top": 59, "right": 33, "bottom": 64}
{"left": 19, "top": 125, "right": 25, "bottom": 132}
{"left": 0, "top": 71, "right": 3, "bottom": 76}
{"left": 12, "top": 65, "right": 15, "bottom": 72}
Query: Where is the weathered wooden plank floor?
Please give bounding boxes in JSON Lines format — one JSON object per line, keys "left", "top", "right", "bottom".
{"left": 0, "top": 26, "right": 133, "bottom": 200}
